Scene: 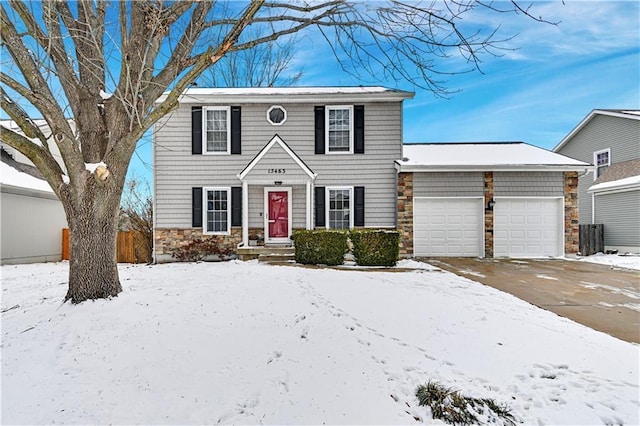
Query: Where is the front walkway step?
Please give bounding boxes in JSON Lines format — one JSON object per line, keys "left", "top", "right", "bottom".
{"left": 258, "top": 253, "right": 295, "bottom": 263}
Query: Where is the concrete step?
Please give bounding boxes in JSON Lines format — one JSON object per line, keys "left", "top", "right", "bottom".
{"left": 258, "top": 253, "right": 296, "bottom": 263}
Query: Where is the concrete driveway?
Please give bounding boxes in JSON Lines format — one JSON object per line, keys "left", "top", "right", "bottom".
{"left": 420, "top": 258, "right": 640, "bottom": 344}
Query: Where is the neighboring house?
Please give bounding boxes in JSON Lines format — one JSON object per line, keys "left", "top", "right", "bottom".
{"left": 153, "top": 87, "right": 589, "bottom": 261}
{"left": 554, "top": 110, "right": 640, "bottom": 253}
{"left": 396, "top": 143, "right": 589, "bottom": 258}
{"left": 1, "top": 148, "right": 67, "bottom": 265}
{"left": 153, "top": 87, "right": 413, "bottom": 262}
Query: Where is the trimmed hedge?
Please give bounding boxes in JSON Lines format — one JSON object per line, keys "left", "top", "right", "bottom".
{"left": 350, "top": 230, "right": 399, "bottom": 266}
{"left": 292, "top": 230, "right": 348, "bottom": 266}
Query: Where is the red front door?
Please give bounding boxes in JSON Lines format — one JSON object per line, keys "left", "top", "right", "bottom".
{"left": 268, "top": 191, "right": 289, "bottom": 239}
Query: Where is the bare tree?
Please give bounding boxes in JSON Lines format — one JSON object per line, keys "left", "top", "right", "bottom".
{"left": 0, "top": 0, "right": 551, "bottom": 303}
{"left": 199, "top": 27, "right": 303, "bottom": 87}
{"left": 120, "top": 176, "right": 153, "bottom": 264}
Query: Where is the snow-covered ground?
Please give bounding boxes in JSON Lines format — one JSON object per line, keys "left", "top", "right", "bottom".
{"left": 2, "top": 260, "right": 638, "bottom": 425}
{"left": 577, "top": 253, "right": 640, "bottom": 271}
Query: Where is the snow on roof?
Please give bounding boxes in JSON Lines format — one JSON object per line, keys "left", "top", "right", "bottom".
{"left": 398, "top": 142, "right": 590, "bottom": 171}
{"left": 588, "top": 174, "right": 640, "bottom": 193}
{"left": 1, "top": 161, "right": 53, "bottom": 193}
{"left": 157, "top": 86, "right": 414, "bottom": 104}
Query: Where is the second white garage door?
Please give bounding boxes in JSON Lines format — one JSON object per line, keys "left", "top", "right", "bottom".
{"left": 494, "top": 197, "right": 563, "bottom": 258}
{"left": 414, "top": 197, "right": 483, "bottom": 257}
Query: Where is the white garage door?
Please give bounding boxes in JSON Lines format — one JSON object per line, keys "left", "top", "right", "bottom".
{"left": 414, "top": 198, "right": 483, "bottom": 257}
{"left": 494, "top": 198, "right": 562, "bottom": 258}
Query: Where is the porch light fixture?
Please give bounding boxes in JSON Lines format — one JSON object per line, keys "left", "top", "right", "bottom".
{"left": 274, "top": 181, "right": 283, "bottom": 186}
{"left": 487, "top": 198, "right": 496, "bottom": 211}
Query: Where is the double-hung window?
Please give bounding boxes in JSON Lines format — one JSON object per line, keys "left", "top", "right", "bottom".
{"left": 326, "top": 106, "right": 353, "bottom": 153}
{"left": 594, "top": 148, "right": 610, "bottom": 179}
{"left": 327, "top": 187, "right": 353, "bottom": 229}
{"left": 204, "top": 106, "right": 230, "bottom": 154}
{"left": 204, "top": 187, "right": 230, "bottom": 234}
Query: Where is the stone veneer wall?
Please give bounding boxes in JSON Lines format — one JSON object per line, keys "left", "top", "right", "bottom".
{"left": 564, "top": 171, "right": 579, "bottom": 255}
{"left": 155, "top": 227, "right": 245, "bottom": 259}
{"left": 483, "top": 172, "right": 494, "bottom": 257}
{"left": 397, "top": 172, "right": 414, "bottom": 256}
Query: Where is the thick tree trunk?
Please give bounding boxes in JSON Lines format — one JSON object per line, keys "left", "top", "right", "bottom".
{"left": 65, "top": 178, "right": 123, "bottom": 303}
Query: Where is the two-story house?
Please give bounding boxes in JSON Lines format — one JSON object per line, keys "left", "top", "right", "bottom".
{"left": 153, "top": 86, "right": 590, "bottom": 262}
{"left": 554, "top": 110, "right": 640, "bottom": 253}
{"left": 153, "top": 87, "right": 413, "bottom": 261}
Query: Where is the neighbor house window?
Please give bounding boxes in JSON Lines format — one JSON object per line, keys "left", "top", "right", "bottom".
{"left": 204, "top": 187, "right": 230, "bottom": 234}
{"left": 326, "top": 106, "right": 353, "bottom": 153}
{"left": 204, "top": 106, "right": 230, "bottom": 154}
{"left": 327, "top": 187, "right": 353, "bottom": 229}
{"left": 594, "top": 148, "right": 610, "bottom": 179}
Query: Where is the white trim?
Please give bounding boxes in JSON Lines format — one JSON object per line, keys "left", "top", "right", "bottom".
{"left": 325, "top": 186, "right": 354, "bottom": 230}
{"left": 593, "top": 148, "right": 611, "bottom": 180}
{"left": 203, "top": 186, "right": 231, "bottom": 235}
{"left": 242, "top": 181, "right": 249, "bottom": 247}
{"left": 395, "top": 164, "right": 590, "bottom": 173}
{"left": 493, "top": 196, "right": 564, "bottom": 258}
{"left": 264, "top": 187, "right": 292, "bottom": 244}
{"left": 202, "top": 106, "right": 231, "bottom": 155}
{"left": 238, "top": 135, "right": 316, "bottom": 181}
{"left": 592, "top": 186, "right": 640, "bottom": 196}
{"left": 266, "top": 105, "right": 287, "bottom": 126}
{"left": 326, "top": 105, "right": 354, "bottom": 155}
{"left": 412, "top": 196, "right": 485, "bottom": 258}
{"left": 306, "top": 181, "right": 313, "bottom": 230}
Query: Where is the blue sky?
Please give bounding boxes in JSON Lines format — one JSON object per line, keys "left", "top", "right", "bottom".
{"left": 123, "top": 1, "right": 640, "bottom": 180}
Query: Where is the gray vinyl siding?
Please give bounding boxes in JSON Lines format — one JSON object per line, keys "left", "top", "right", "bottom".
{"left": 556, "top": 114, "right": 640, "bottom": 224}
{"left": 594, "top": 190, "right": 640, "bottom": 248}
{"left": 155, "top": 101, "right": 402, "bottom": 229}
{"left": 413, "top": 172, "right": 484, "bottom": 197}
{"left": 494, "top": 172, "right": 564, "bottom": 196}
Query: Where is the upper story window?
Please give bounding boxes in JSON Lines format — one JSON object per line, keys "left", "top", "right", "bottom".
{"left": 327, "top": 187, "right": 352, "bottom": 229}
{"left": 204, "top": 187, "right": 230, "bottom": 234}
{"left": 327, "top": 106, "right": 353, "bottom": 154}
{"left": 594, "top": 148, "right": 610, "bottom": 179}
{"left": 204, "top": 106, "right": 230, "bottom": 154}
{"left": 267, "top": 105, "right": 287, "bottom": 125}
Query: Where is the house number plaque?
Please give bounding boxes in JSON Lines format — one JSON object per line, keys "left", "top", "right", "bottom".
{"left": 267, "top": 168, "right": 286, "bottom": 174}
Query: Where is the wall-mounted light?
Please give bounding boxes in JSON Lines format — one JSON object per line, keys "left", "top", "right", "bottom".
{"left": 486, "top": 198, "right": 496, "bottom": 211}
{"left": 274, "top": 181, "right": 283, "bottom": 186}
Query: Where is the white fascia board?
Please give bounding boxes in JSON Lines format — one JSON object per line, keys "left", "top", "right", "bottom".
{"left": 0, "top": 183, "right": 60, "bottom": 200}
{"left": 396, "top": 164, "right": 592, "bottom": 173}
{"left": 588, "top": 176, "right": 640, "bottom": 194}
{"left": 157, "top": 89, "right": 414, "bottom": 104}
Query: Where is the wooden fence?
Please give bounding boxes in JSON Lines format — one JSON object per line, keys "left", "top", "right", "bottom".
{"left": 62, "top": 228, "right": 137, "bottom": 263}
{"left": 579, "top": 224, "right": 604, "bottom": 256}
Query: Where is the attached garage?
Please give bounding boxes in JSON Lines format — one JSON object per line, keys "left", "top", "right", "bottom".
{"left": 493, "top": 197, "right": 563, "bottom": 257}
{"left": 396, "top": 143, "right": 590, "bottom": 259}
{"left": 414, "top": 197, "right": 483, "bottom": 256}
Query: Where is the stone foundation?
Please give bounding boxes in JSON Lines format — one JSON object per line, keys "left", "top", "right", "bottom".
{"left": 155, "top": 227, "right": 245, "bottom": 261}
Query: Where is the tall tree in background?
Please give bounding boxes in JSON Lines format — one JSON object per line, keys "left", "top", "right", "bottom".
{"left": 0, "top": 0, "right": 550, "bottom": 303}
{"left": 199, "top": 27, "right": 302, "bottom": 87}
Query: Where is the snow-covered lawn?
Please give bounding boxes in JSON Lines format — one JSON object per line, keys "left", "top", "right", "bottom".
{"left": 577, "top": 253, "right": 640, "bottom": 271}
{"left": 2, "top": 261, "right": 638, "bottom": 425}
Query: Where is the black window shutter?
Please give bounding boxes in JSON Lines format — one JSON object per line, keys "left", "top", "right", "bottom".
{"left": 231, "top": 186, "right": 242, "bottom": 227}
{"left": 354, "top": 186, "right": 365, "bottom": 226}
{"left": 314, "top": 106, "right": 325, "bottom": 154}
{"left": 192, "top": 187, "right": 203, "bottom": 227}
{"left": 354, "top": 105, "right": 365, "bottom": 154}
{"left": 231, "top": 106, "right": 241, "bottom": 155}
{"left": 314, "top": 186, "right": 325, "bottom": 227}
{"left": 192, "top": 107, "right": 202, "bottom": 155}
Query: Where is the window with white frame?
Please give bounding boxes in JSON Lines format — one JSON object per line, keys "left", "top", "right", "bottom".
{"left": 327, "top": 187, "right": 352, "bottom": 229}
{"left": 204, "top": 187, "right": 230, "bottom": 234}
{"left": 327, "top": 106, "right": 353, "bottom": 153}
{"left": 204, "top": 106, "right": 230, "bottom": 154}
{"left": 594, "top": 148, "right": 610, "bottom": 179}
